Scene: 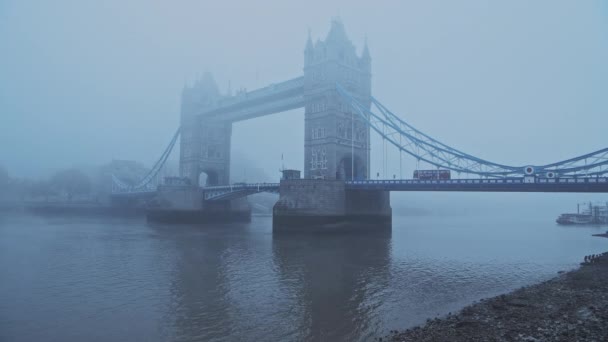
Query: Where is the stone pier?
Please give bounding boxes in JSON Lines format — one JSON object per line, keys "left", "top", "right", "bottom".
{"left": 273, "top": 179, "right": 391, "bottom": 232}
{"left": 147, "top": 184, "right": 251, "bottom": 224}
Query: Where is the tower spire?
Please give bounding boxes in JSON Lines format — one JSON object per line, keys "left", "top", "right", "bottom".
{"left": 362, "top": 35, "right": 371, "bottom": 61}
{"left": 305, "top": 28, "right": 314, "bottom": 65}
{"left": 305, "top": 28, "right": 313, "bottom": 51}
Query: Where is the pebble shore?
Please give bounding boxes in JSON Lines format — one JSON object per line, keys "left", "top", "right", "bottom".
{"left": 384, "top": 252, "right": 608, "bottom": 342}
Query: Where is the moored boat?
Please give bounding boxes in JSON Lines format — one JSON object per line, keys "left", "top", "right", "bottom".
{"left": 556, "top": 202, "right": 608, "bottom": 225}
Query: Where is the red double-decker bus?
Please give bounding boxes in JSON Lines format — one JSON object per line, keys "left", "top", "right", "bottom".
{"left": 413, "top": 169, "right": 451, "bottom": 180}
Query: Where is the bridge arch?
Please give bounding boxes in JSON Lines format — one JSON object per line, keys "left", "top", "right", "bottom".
{"left": 198, "top": 169, "right": 220, "bottom": 187}
{"left": 337, "top": 154, "right": 366, "bottom": 180}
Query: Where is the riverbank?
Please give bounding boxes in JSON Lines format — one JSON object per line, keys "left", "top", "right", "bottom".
{"left": 386, "top": 252, "right": 608, "bottom": 342}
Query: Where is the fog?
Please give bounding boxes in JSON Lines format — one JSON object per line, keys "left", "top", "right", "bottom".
{"left": 1, "top": 0, "right": 607, "bottom": 214}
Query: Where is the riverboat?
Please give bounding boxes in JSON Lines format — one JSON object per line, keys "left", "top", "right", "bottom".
{"left": 556, "top": 202, "right": 608, "bottom": 225}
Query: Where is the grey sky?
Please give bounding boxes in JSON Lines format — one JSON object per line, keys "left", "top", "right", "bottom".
{"left": 1, "top": 0, "right": 607, "bottom": 189}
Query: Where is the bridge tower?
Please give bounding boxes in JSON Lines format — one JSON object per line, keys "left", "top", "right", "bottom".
{"left": 180, "top": 73, "right": 232, "bottom": 186}
{"left": 303, "top": 18, "right": 371, "bottom": 180}
{"left": 273, "top": 20, "right": 389, "bottom": 231}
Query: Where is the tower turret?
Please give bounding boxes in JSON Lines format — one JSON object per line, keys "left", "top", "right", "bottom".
{"left": 305, "top": 29, "right": 314, "bottom": 66}
{"left": 361, "top": 38, "right": 371, "bottom": 70}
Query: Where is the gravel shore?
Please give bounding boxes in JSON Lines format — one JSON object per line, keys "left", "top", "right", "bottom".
{"left": 385, "top": 251, "right": 608, "bottom": 342}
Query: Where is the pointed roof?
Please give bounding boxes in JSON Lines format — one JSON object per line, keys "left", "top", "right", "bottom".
{"left": 326, "top": 17, "right": 350, "bottom": 44}
{"left": 184, "top": 72, "right": 220, "bottom": 106}
{"left": 362, "top": 37, "right": 371, "bottom": 60}
{"left": 305, "top": 28, "right": 313, "bottom": 52}
{"left": 197, "top": 72, "right": 220, "bottom": 95}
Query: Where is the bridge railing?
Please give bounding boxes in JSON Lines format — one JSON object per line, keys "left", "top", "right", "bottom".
{"left": 346, "top": 177, "right": 608, "bottom": 186}
{"left": 203, "top": 183, "right": 280, "bottom": 191}
{"left": 202, "top": 183, "right": 280, "bottom": 201}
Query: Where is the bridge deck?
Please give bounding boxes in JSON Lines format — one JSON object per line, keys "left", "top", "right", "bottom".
{"left": 346, "top": 177, "right": 608, "bottom": 193}
{"left": 203, "top": 183, "right": 280, "bottom": 200}
{"left": 112, "top": 177, "right": 608, "bottom": 200}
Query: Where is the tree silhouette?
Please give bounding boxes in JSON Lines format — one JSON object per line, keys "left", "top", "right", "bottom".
{"left": 50, "top": 168, "right": 92, "bottom": 201}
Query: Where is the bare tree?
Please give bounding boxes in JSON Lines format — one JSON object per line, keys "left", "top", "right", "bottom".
{"left": 50, "top": 168, "right": 92, "bottom": 201}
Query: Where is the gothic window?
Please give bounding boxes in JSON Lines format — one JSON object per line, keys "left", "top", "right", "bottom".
{"left": 310, "top": 149, "right": 318, "bottom": 170}
{"left": 344, "top": 70, "right": 359, "bottom": 85}
{"left": 205, "top": 146, "right": 222, "bottom": 159}
{"left": 320, "top": 148, "right": 327, "bottom": 169}
{"left": 312, "top": 70, "right": 326, "bottom": 82}
{"left": 337, "top": 122, "right": 346, "bottom": 139}
{"left": 340, "top": 102, "right": 350, "bottom": 114}
{"left": 312, "top": 127, "right": 326, "bottom": 139}
{"left": 310, "top": 148, "right": 328, "bottom": 170}
{"left": 311, "top": 101, "right": 327, "bottom": 113}
{"left": 357, "top": 126, "right": 366, "bottom": 142}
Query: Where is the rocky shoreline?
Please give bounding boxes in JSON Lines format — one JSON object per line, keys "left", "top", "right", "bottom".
{"left": 385, "top": 252, "right": 608, "bottom": 342}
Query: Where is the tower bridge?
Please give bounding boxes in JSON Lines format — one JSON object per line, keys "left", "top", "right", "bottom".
{"left": 179, "top": 18, "right": 372, "bottom": 188}
{"left": 112, "top": 19, "right": 608, "bottom": 231}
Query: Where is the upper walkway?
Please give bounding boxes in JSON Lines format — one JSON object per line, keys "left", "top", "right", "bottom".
{"left": 199, "top": 77, "right": 305, "bottom": 122}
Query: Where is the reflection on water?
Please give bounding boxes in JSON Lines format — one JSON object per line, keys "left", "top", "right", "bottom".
{"left": 271, "top": 230, "right": 391, "bottom": 341}
{"left": 1, "top": 213, "right": 607, "bottom": 342}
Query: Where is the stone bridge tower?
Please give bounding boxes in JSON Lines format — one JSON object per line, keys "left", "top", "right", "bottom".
{"left": 303, "top": 18, "right": 371, "bottom": 180}
{"left": 180, "top": 73, "right": 231, "bottom": 186}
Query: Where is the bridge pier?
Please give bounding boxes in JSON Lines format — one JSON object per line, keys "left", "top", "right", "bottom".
{"left": 272, "top": 179, "right": 391, "bottom": 232}
{"left": 147, "top": 184, "right": 251, "bottom": 224}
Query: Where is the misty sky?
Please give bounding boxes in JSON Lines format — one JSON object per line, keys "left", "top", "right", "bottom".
{"left": 1, "top": 0, "right": 607, "bottom": 192}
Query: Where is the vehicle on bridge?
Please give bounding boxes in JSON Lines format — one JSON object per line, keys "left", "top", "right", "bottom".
{"left": 413, "top": 169, "right": 451, "bottom": 180}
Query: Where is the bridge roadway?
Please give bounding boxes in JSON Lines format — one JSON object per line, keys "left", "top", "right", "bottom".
{"left": 111, "top": 177, "right": 608, "bottom": 201}
{"left": 200, "top": 177, "right": 608, "bottom": 200}
{"left": 203, "top": 183, "right": 280, "bottom": 201}
{"left": 345, "top": 177, "right": 608, "bottom": 193}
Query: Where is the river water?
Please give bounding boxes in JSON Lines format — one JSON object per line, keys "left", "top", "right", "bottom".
{"left": 1, "top": 211, "right": 606, "bottom": 342}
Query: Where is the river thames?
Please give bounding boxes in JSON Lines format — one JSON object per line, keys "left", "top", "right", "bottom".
{"left": 1, "top": 212, "right": 606, "bottom": 341}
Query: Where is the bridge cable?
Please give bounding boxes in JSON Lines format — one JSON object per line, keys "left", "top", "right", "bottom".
{"left": 112, "top": 126, "right": 181, "bottom": 192}
{"left": 335, "top": 83, "right": 608, "bottom": 178}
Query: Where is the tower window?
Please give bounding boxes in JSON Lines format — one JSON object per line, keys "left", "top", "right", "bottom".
{"left": 310, "top": 148, "right": 328, "bottom": 170}
{"left": 312, "top": 127, "right": 326, "bottom": 139}
{"left": 310, "top": 101, "right": 327, "bottom": 113}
